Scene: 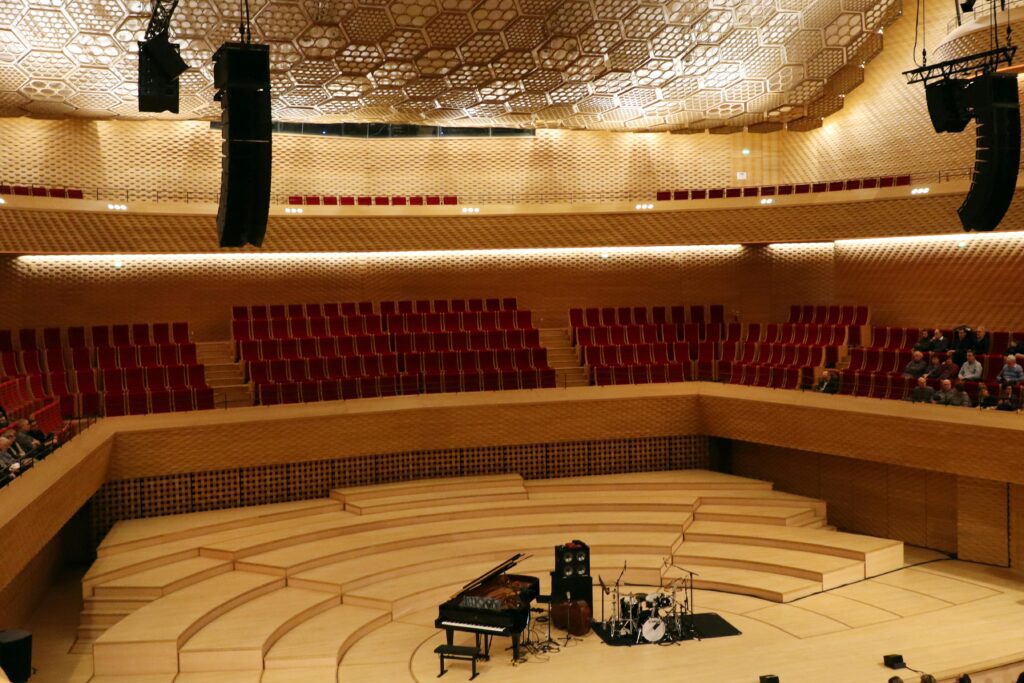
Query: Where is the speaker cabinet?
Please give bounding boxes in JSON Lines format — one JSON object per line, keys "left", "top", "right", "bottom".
{"left": 214, "top": 43, "right": 271, "bottom": 248}
{"left": 0, "top": 630, "right": 32, "bottom": 683}
{"left": 958, "top": 74, "right": 1020, "bottom": 232}
{"left": 925, "top": 78, "right": 971, "bottom": 133}
{"left": 551, "top": 540, "right": 593, "bottom": 609}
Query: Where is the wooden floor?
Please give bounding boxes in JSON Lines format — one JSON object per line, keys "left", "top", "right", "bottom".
{"left": 20, "top": 471, "right": 1024, "bottom": 683}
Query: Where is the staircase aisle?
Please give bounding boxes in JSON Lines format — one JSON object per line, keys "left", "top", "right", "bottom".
{"left": 540, "top": 328, "right": 589, "bottom": 388}
{"left": 197, "top": 341, "right": 252, "bottom": 408}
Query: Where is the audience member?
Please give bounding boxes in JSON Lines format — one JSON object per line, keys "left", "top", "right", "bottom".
{"left": 937, "top": 354, "right": 959, "bottom": 381}
{"left": 958, "top": 351, "right": 983, "bottom": 382}
{"left": 913, "top": 329, "right": 932, "bottom": 352}
{"left": 976, "top": 384, "right": 998, "bottom": 409}
{"left": 1007, "top": 338, "right": 1023, "bottom": 356}
{"left": 24, "top": 417, "right": 46, "bottom": 443}
{"left": 932, "top": 379, "right": 955, "bottom": 405}
{"left": 950, "top": 383, "right": 971, "bottom": 407}
{"left": 903, "top": 350, "right": 929, "bottom": 379}
{"left": 951, "top": 327, "right": 975, "bottom": 365}
{"left": 973, "top": 326, "right": 991, "bottom": 355}
{"left": 0, "top": 436, "right": 27, "bottom": 480}
{"left": 907, "top": 376, "right": 934, "bottom": 403}
{"left": 13, "top": 419, "right": 40, "bottom": 455}
{"left": 998, "top": 355, "right": 1024, "bottom": 386}
{"left": 924, "top": 355, "right": 943, "bottom": 379}
{"left": 929, "top": 328, "right": 948, "bottom": 354}
{"left": 815, "top": 370, "right": 839, "bottom": 394}
{"left": 996, "top": 386, "right": 1019, "bottom": 412}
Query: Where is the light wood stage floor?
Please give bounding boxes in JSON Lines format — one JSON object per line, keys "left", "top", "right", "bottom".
{"left": 19, "top": 471, "right": 1024, "bottom": 683}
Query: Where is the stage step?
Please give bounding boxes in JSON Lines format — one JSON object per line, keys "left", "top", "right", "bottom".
{"left": 94, "top": 557, "right": 232, "bottom": 599}
{"left": 331, "top": 474, "right": 523, "bottom": 504}
{"left": 665, "top": 564, "right": 821, "bottom": 603}
{"left": 524, "top": 470, "right": 774, "bottom": 493}
{"left": 692, "top": 504, "right": 821, "bottom": 526}
{"left": 342, "top": 485, "right": 529, "bottom": 515}
{"left": 92, "top": 571, "right": 284, "bottom": 675}
{"left": 178, "top": 587, "right": 339, "bottom": 672}
{"left": 683, "top": 521, "right": 903, "bottom": 577}
{"left": 673, "top": 541, "right": 864, "bottom": 590}
{"left": 263, "top": 603, "right": 391, "bottom": 669}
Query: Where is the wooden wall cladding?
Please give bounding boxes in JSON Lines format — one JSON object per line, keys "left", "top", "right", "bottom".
{"left": 956, "top": 477, "right": 1010, "bottom": 566}
{"left": 89, "top": 434, "right": 708, "bottom": 546}
{"left": 730, "top": 442, "right": 958, "bottom": 554}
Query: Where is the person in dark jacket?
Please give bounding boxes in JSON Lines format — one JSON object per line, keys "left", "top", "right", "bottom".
{"left": 973, "top": 326, "right": 991, "bottom": 356}
{"left": 996, "top": 385, "right": 1020, "bottom": 412}
{"left": 976, "top": 384, "right": 998, "bottom": 409}
{"left": 950, "top": 327, "right": 975, "bottom": 365}
{"left": 907, "top": 376, "right": 934, "bottom": 403}
{"left": 928, "top": 329, "right": 948, "bottom": 354}
{"left": 903, "top": 351, "right": 929, "bottom": 378}
{"left": 815, "top": 370, "right": 840, "bottom": 394}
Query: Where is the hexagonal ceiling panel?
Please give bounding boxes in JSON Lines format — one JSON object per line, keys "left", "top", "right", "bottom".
{"left": 0, "top": 0, "right": 900, "bottom": 131}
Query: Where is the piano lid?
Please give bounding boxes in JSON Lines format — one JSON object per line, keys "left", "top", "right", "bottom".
{"left": 457, "top": 553, "right": 530, "bottom": 594}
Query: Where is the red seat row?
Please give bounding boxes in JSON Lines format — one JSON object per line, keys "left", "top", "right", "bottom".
{"left": 103, "top": 388, "right": 215, "bottom": 416}
{"left": 1, "top": 323, "right": 190, "bottom": 352}
{"left": 0, "top": 376, "right": 48, "bottom": 420}
{"left": 867, "top": 326, "right": 1024, "bottom": 354}
{"left": 232, "top": 299, "right": 517, "bottom": 321}
{"left": 232, "top": 311, "right": 533, "bottom": 342}
{"left": 656, "top": 177, "right": 910, "bottom": 201}
{"left": 838, "top": 374, "right": 1024, "bottom": 402}
{"left": 788, "top": 305, "right": 869, "bottom": 327}
{"left": 2, "top": 344, "right": 198, "bottom": 376}
{"left": 727, "top": 365, "right": 812, "bottom": 389}
{"left": 46, "top": 366, "right": 207, "bottom": 417}
{"left": 248, "top": 349, "right": 550, "bottom": 383}
{"left": 286, "top": 195, "right": 457, "bottom": 207}
{"left": 591, "top": 364, "right": 689, "bottom": 385}
{"left": 240, "top": 330, "right": 540, "bottom": 362}
{"left": 569, "top": 305, "right": 725, "bottom": 328}
{"left": 258, "top": 368, "right": 556, "bottom": 405}
{"left": 0, "top": 185, "right": 84, "bottom": 199}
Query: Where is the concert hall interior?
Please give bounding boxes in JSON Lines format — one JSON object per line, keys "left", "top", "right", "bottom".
{"left": 3, "top": 0, "right": 1024, "bottom": 680}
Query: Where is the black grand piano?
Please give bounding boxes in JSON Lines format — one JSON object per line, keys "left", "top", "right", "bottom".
{"left": 435, "top": 553, "right": 540, "bottom": 662}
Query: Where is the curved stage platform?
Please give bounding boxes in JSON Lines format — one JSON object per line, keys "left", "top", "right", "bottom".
{"left": 65, "top": 471, "right": 1024, "bottom": 683}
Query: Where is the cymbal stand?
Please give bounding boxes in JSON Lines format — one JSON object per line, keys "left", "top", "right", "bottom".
{"left": 664, "top": 560, "right": 701, "bottom": 641}
{"left": 534, "top": 596, "right": 560, "bottom": 653}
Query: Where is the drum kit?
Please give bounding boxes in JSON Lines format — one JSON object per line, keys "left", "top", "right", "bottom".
{"left": 598, "top": 559, "right": 700, "bottom": 645}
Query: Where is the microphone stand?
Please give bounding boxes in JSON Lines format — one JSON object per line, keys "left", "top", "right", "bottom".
{"left": 665, "top": 558, "right": 701, "bottom": 641}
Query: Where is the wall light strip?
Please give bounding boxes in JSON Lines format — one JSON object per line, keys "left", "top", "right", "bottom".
{"left": 766, "top": 241, "right": 835, "bottom": 249}
{"left": 16, "top": 244, "right": 745, "bottom": 265}
{"left": 835, "top": 230, "right": 1024, "bottom": 247}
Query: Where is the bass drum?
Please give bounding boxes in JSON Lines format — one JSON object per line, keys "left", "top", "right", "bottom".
{"left": 640, "top": 615, "right": 666, "bottom": 643}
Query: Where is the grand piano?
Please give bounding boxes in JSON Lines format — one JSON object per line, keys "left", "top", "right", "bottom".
{"left": 435, "top": 553, "right": 540, "bottom": 662}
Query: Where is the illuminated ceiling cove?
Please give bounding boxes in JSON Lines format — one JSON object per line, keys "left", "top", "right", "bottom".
{"left": 0, "top": 0, "right": 900, "bottom": 131}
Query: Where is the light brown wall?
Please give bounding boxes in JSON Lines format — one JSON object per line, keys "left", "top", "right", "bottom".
{"left": 957, "top": 477, "right": 1010, "bottom": 566}
{"left": 0, "top": 0, "right": 982, "bottom": 203}
{"left": 5, "top": 228, "right": 1024, "bottom": 340}
{"left": 0, "top": 532, "right": 63, "bottom": 628}
{"left": 730, "top": 442, "right": 958, "bottom": 554}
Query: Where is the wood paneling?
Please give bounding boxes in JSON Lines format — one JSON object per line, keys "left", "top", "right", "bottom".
{"left": 957, "top": 477, "right": 1010, "bottom": 566}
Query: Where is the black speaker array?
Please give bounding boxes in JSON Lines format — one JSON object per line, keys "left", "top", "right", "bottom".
{"left": 138, "top": 32, "right": 187, "bottom": 114}
{"left": 214, "top": 42, "right": 272, "bottom": 248}
{"left": 925, "top": 78, "right": 971, "bottom": 133}
{"left": 0, "top": 630, "right": 32, "bottom": 683}
{"left": 958, "top": 73, "right": 1020, "bottom": 232}
{"left": 551, "top": 540, "right": 593, "bottom": 609}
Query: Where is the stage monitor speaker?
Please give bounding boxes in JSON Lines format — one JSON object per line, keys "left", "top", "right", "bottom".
{"left": 759, "top": 676, "right": 780, "bottom": 683}
{"left": 214, "top": 43, "right": 271, "bottom": 248}
{"left": 0, "top": 630, "right": 32, "bottom": 683}
{"left": 553, "top": 539, "right": 590, "bottom": 579}
{"left": 925, "top": 78, "right": 971, "bottom": 133}
{"left": 884, "top": 653, "right": 906, "bottom": 669}
{"left": 958, "top": 73, "right": 1020, "bottom": 232}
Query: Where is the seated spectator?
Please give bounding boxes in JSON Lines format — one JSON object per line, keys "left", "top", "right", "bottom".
{"left": 949, "top": 382, "right": 971, "bottom": 407}
{"left": 913, "top": 329, "right": 932, "bottom": 352}
{"left": 1007, "top": 337, "right": 1023, "bottom": 356}
{"left": 924, "top": 355, "right": 943, "bottom": 379}
{"left": 929, "top": 328, "right": 949, "bottom": 354}
{"left": 903, "top": 350, "right": 929, "bottom": 378}
{"left": 951, "top": 327, "right": 975, "bottom": 365}
{"left": 996, "top": 385, "right": 1020, "bottom": 412}
{"left": 13, "top": 419, "right": 40, "bottom": 454}
{"left": 0, "top": 436, "right": 29, "bottom": 479}
{"left": 974, "top": 326, "right": 991, "bottom": 356}
{"left": 815, "top": 370, "right": 839, "bottom": 394}
{"left": 24, "top": 417, "right": 46, "bottom": 443}
{"left": 0, "top": 405, "right": 7, "bottom": 427}
{"left": 976, "top": 384, "right": 998, "bottom": 409}
{"left": 937, "top": 354, "right": 959, "bottom": 381}
{"left": 959, "top": 351, "right": 983, "bottom": 382}
{"left": 907, "top": 376, "right": 934, "bottom": 403}
{"left": 932, "top": 379, "right": 956, "bottom": 405}
{"left": 998, "top": 355, "right": 1024, "bottom": 386}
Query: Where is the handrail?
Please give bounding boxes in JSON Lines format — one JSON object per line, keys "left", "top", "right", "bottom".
{"left": 1, "top": 161, "right": 1014, "bottom": 209}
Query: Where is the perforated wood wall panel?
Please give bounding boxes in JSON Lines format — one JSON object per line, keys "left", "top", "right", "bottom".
{"left": 729, "top": 442, "right": 958, "bottom": 553}
{"left": 1011, "top": 484, "right": 1024, "bottom": 573}
{"left": 956, "top": 476, "right": 1009, "bottom": 566}
{"left": 90, "top": 434, "right": 708, "bottom": 545}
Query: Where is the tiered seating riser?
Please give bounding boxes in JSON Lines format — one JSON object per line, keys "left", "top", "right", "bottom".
{"left": 92, "top": 562, "right": 234, "bottom": 599}
{"left": 261, "top": 608, "right": 393, "bottom": 670}
{"left": 673, "top": 555, "right": 864, "bottom": 590}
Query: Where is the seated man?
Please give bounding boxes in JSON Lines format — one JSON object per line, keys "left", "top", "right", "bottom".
{"left": 907, "top": 376, "right": 934, "bottom": 403}
{"left": 913, "top": 329, "right": 933, "bottom": 352}
{"left": 13, "top": 419, "right": 41, "bottom": 455}
{"left": 998, "top": 355, "right": 1024, "bottom": 386}
{"left": 902, "top": 350, "right": 929, "bottom": 379}
{"left": 996, "top": 386, "right": 1020, "bottom": 412}
{"left": 815, "top": 370, "right": 840, "bottom": 394}
{"left": 932, "top": 379, "right": 956, "bottom": 405}
{"left": 948, "top": 382, "right": 971, "bottom": 407}
{"left": 958, "top": 351, "right": 983, "bottom": 382}
{"left": 976, "top": 384, "right": 998, "bottom": 409}
{"left": 1007, "top": 338, "right": 1023, "bottom": 356}
{"left": 929, "top": 328, "right": 949, "bottom": 354}
{"left": 24, "top": 418, "right": 47, "bottom": 444}
{"left": 0, "top": 436, "right": 29, "bottom": 479}
{"left": 974, "top": 326, "right": 991, "bottom": 356}
{"left": 937, "top": 354, "right": 959, "bottom": 381}
{"left": 924, "top": 354, "right": 943, "bottom": 380}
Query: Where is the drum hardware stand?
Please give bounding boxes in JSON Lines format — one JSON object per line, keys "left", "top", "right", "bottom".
{"left": 663, "top": 557, "right": 701, "bottom": 641}
{"left": 561, "top": 591, "right": 581, "bottom": 646}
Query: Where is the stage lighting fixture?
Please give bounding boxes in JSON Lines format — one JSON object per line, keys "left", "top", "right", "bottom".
{"left": 960, "top": 0, "right": 976, "bottom": 12}
{"left": 884, "top": 654, "right": 907, "bottom": 669}
{"left": 759, "top": 676, "right": 780, "bottom": 683}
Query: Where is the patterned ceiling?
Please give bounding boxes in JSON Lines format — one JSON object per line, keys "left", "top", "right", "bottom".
{"left": 0, "top": 0, "right": 900, "bottom": 131}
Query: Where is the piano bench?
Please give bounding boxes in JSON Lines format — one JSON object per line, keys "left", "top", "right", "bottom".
{"left": 435, "top": 644, "right": 484, "bottom": 680}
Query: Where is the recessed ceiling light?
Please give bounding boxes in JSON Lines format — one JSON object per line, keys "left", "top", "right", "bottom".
{"left": 741, "top": 148, "right": 750, "bottom": 155}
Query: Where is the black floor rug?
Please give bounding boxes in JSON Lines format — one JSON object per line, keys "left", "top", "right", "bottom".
{"left": 592, "top": 613, "right": 741, "bottom": 647}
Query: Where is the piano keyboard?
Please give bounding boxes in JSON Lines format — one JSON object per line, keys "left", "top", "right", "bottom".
{"left": 440, "top": 620, "right": 507, "bottom": 633}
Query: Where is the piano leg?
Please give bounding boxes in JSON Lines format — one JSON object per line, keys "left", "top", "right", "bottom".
{"left": 446, "top": 629, "right": 454, "bottom": 648}
{"left": 482, "top": 634, "right": 492, "bottom": 660}
{"left": 511, "top": 633, "right": 520, "bottom": 663}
